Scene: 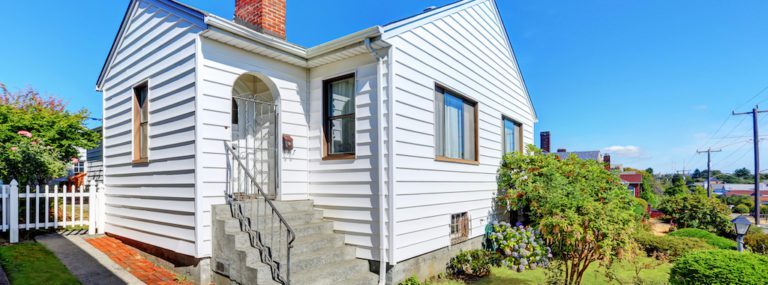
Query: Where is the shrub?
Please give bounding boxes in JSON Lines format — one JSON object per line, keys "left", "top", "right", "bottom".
{"left": 745, "top": 232, "right": 768, "bottom": 254}
{"left": 657, "top": 194, "right": 733, "bottom": 235}
{"left": 634, "top": 232, "right": 714, "bottom": 260}
{"left": 488, "top": 222, "right": 551, "bottom": 272}
{"left": 398, "top": 276, "right": 422, "bottom": 285}
{"left": 446, "top": 249, "right": 491, "bottom": 280}
{"left": 668, "top": 228, "right": 736, "bottom": 250}
{"left": 496, "top": 148, "right": 637, "bottom": 285}
{"left": 734, "top": 204, "right": 750, "bottom": 214}
{"left": 670, "top": 250, "right": 768, "bottom": 285}
{"left": 632, "top": 197, "right": 649, "bottom": 220}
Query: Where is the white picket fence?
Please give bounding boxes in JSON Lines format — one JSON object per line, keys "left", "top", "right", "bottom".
{"left": 0, "top": 179, "right": 106, "bottom": 243}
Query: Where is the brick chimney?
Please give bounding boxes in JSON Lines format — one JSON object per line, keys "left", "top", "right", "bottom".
{"left": 235, "top": 0, "right": 286, "bottom": 39}
{"left": 540, "top": 131, "right": 550, "bottom": 153}
{"left": 603, "top": 154, "right": 611, "bottom": 170}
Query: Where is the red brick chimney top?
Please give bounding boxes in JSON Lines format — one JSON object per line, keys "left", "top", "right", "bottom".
{"left": 235, "top": 0, "right": 286, "bottom": 39}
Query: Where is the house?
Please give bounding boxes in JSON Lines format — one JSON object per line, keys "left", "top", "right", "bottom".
{"left": 723, "top": 183, "right": 768, "bottom": 204}
{"left": 95, "top": 0, "right": 536, "bottom": 283}
{"left": 619, "top": 172, "right": 643, "bottom": 197}
{"left": 86, "top": 127, "right": 104, "bottom": 184}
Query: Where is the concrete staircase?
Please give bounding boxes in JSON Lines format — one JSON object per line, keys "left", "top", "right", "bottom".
{"left": 212, "top": 199, "right": 379, "bottom": 285}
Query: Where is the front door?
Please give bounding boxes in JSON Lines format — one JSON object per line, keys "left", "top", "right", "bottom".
{"left": 231, "top": 95, "right": 277, "bottom": 198}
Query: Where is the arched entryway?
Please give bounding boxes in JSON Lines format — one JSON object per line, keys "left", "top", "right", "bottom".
{"left": 231, "top": 73, "right": 278, "bottom": 198}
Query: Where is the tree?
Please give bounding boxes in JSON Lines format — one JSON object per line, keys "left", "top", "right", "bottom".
{"left": 658, "top": 194, "right": 732, "bottom": 236}
{"left": 496, "top": 147, "right": 637, "bottom": 285}
{"left": 692, "top": 169, "right": 702, "bottom": 180}
{"left": 0, "top": 83, "right": 100, "bottom": 184}
{"left": 645, "top": 168, "right": 654, "bottom": 175}
{"left": 664, "top": 174, "right": 689, "bottom": 196}
{"left": 735, "top": 168, "right": 752, "bottom": 179}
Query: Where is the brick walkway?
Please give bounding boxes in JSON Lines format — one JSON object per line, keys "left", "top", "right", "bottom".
{"left": 86, "top": 236, "right": 190, "bottom": 285}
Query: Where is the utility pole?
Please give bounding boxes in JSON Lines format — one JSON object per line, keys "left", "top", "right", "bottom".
{"left": 697, "top": 148, "right": 722, "bottom": 198}
{"left": 733, "top": 105, "right": 768, "bottom": 225}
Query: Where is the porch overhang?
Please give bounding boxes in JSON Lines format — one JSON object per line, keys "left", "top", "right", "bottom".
{"left": 202, "top": 15, "right": 390, "bottom": 68}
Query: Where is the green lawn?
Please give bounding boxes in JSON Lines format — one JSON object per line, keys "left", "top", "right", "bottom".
{"left": 433, "top": 257, "right": 671, "bottom": 285}
{"left": 0, "top": 242, "right": 80, "bottom": 285}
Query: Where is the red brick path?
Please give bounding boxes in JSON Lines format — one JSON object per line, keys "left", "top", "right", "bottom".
{"left": 86, "top": 236, "right": 191, "bottom": 285}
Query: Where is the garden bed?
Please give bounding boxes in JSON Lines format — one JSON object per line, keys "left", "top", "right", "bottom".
{"left": 433, "top": 257, "right": 671, "bottom": 285}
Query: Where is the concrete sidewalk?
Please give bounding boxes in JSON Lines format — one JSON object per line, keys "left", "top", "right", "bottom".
{"left": 36, "top": 233, "right": 144, "bottom": 285}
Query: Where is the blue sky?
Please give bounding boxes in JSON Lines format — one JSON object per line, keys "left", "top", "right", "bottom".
{"left": 2, "top": 0, "right": 768, "bottom": 174}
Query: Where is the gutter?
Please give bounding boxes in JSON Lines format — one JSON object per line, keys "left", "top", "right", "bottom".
{"left": 365, "top": 37, "right": 388, "bottom": 285}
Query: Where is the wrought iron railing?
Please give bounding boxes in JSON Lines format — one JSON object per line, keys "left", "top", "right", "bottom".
{"left": 225, "top": 141, "right": 295, "bottom": 284}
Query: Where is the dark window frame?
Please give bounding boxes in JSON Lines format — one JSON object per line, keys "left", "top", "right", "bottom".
{"left": 322, "top": 73, "right": 356, "bottom": 160}
{"left": 132, "top": 81, "right": 150, "bottom": 164}
{"left": 434, "top": 84, "right": 479, "bottom": 165}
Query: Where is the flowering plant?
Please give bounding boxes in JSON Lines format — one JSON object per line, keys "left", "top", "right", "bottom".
{"left": 488, "top": 221, "right": 551, "bottom": 272}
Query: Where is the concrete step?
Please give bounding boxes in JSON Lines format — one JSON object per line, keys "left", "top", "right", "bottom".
{"left": 214, "top": 202, "right": 324, "bottom": 225}
{"left": 292, "top": 233, "right": 345, "bottom": 255}
{"left": 231, "top": 199, "right": 315, "bottom": 214}
{"left": 223, "top": 218, "right": 334, "bottom": 239}
{"left": 291, "top": 259, "right": 374, "bottom": 285}
{"left": 292, "top": 246, "right": 355, "bottom": 272}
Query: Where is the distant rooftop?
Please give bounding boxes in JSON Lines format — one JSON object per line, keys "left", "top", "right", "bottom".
{"left": 553, "top": 151, "right": 602, "bottom": 161}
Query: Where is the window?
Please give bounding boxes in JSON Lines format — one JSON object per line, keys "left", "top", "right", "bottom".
{"left": 503, "top": 117, "right": 523, "bottom": 154}
{"left": 450, "top": 212, "right": 469, "bottom": 244}
{"left": 435, "top": 85, "right": 477, "bottom": 164}
{"left": 133, "top": 82, "right": 149, "bottom": 163}
{"left": 323, "top": 74, "right": 356, "bottom": 159}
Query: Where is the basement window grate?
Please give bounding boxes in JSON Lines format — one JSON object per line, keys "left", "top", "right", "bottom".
{"left": 450, "top": 212, "right": 469, "bottom": 245}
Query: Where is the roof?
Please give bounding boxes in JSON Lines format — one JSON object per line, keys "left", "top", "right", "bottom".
{"left": 619, "top": 173, "right": 643, "bottom": 184}
{"left": 553, "top": 151, "right": 602, "bottom": 161}
{"left": 723, "top": 184, "right": 768, "bottom": 191}
{"left": 96, "top": 0, "right": 538, "bottom": 121}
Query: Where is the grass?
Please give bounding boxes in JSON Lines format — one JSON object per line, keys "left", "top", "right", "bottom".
{"left": 431, "top": 257, "right": 672, "bottom": 285}
{"left": 0, "top": 242, "right": 80, "bottom": 285}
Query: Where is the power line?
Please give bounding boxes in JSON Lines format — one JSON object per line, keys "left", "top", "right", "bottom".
{"left": 732, "top": 105, "right": 768, "bottom": 225}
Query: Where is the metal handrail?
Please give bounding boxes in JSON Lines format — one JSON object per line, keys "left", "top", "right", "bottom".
{"left": 225, "top": 141, "right": 295, "bottom": 284}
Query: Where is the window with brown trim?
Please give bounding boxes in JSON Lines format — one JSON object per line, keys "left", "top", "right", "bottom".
{"left": 435, "top": 85, "right": 478, "bottom": 164}
{"left": 450, "top": 212, "right": 469, "bottom": 245}
{"left": 133, "top": 82, "right": 149, "bottom": 163}
{"left": 503, "top": 117, "right": 523, "bottom": 154}
{"left": 322, "top": 74, "right": 356, "bottom": 159}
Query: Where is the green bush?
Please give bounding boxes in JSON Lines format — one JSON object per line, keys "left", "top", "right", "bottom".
{"left": 398, "top": 275, "right": 422, "bottom": 285}
{"left": 658, "top": 194, "right": 733, "bottom": 235}
{"left": 670, "top": 250, "right": 768, "bottom": 285}
{"left": 745, "top": 232, "right": 768, "bottom": 254}
{"left": 668, "top": 228, "right": 736, "bottom": 250}
{"left": 734, "top": 204, "right": 750, "bottom": 214}
{"left": 634, "top": 232, "right": 714, "bottom": 260}
{"left": 447, "top": 249, "right": 492, "bottom": 280}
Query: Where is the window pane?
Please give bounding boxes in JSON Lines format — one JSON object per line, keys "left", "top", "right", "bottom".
{"left": 140, "top": 123, "right": 148, "bottom": 158}
{"left": 504, "top": 119, "right": 516, "bottom": 153}
{"left": 137, "top": 86, "right": 148, "bottom": 122}
{"left": 330, "top": 117, "right": 355, "bottom": 154}
{"left": 443, "top": 93, "right": 464, "bottom": 159}
{"left": 329, "top": 78, "right": 355, "bottom": 116}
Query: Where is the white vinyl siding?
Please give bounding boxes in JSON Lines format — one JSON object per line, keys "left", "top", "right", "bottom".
{"left": 308, "top": 53, "right": 390, "bottom": 260}
{"left": 385, "top": 0, "right": 535, "bottom": 262}
{"left": 195, "top": 37, "right": 310, "bottom": 257}
{"left": 101, "top": 0, "right": 204, "bottom": 257}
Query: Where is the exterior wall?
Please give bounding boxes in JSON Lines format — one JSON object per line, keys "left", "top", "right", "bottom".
{"left": 196, "top": 37, "right": 309, "bottom": 257}
{"left": 385, "top": 0, "right": 536, "bottom": 262}
{"left": 307, "top": 53, "right": 390, "bottom": 260}
{"left": 100, "top": 0, "right": 205, "bottom": 257}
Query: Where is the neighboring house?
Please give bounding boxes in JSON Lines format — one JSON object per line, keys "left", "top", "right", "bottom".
{"left": 723, "top": 183, "right": 768, "bottom": 204}
{"left": 619, "top": 172, "right": 643, "bottom": 197}
{"left": 95, "top": 0, "right": 536, "bottom": 283}
{"left": 86, "top": 127, "right": 104, "bottom": 184}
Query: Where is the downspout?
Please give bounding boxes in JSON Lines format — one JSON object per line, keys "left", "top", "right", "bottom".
{"left": 365, "top": 37, "right": 387, "bottom": 285}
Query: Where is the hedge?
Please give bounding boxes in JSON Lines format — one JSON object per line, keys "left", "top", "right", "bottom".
{"left": 634, "top": 232, "right": 714, "bottom": 259}
{"left": 670, "top": 250, "right": 768, "bottom": 285}
{"left": 668, "top": 228, "right": 736, "bottom": 250}
{"left": 745, "top": 232, "right": 768, "bottom": 254}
